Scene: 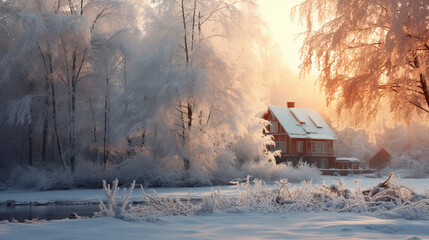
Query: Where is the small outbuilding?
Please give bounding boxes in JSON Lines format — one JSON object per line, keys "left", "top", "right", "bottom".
{"left": 335, "top": 157, "right": 359, "bottom": 169}
{"left": 369, "top": 148, "right": 391, "bottom": 169}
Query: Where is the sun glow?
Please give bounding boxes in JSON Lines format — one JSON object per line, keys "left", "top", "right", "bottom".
{"left": 258, "top": 1, "right": 303, "bottom": 71}
{"left": 258, "top": 1, "right": 329, "bottom": 113}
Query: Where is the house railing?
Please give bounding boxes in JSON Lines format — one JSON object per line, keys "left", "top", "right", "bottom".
{"left": 306, "top": 148, "right": 334, "bottom": 155}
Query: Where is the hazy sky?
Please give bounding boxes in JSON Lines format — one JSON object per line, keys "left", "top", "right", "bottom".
{"left": 258, "top": 1, "right": 329, "bottom": 113}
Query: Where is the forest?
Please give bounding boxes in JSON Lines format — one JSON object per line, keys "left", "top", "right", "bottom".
{"left": 0, "top": 0, "right": 290, "bottom": 189}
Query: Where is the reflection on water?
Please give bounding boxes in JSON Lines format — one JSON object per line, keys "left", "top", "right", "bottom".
{"left": 0, "top": 204, "right": 100, "bottom": 222}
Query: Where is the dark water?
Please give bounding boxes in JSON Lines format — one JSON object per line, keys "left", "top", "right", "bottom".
{"left": 0, "top": 204, "right": 100, "bottom": 222}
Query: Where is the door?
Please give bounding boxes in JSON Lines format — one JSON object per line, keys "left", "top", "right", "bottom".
{"left": 321, "top": 159, "right": 328, "bottom": 169}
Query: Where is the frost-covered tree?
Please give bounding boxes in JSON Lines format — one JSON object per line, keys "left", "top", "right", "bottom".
{"left": 295, "top": 0, "right": 429, "bottom": 123}
{"left": 0, "top": 0, "right": 140, "bottom": 171}
{"left": 125, "top": 0, "right": 276, "bottom": 182}
{"left": 333, "top": 127, "right": 377, "bottom": 165}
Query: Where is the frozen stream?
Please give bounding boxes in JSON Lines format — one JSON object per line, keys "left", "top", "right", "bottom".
{"left": 0, "top": 204, "right": 100, "bottom": 222}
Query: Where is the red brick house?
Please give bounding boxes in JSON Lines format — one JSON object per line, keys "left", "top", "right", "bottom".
{"left": 263, "top": 102, "right": 337, "bottom": 169}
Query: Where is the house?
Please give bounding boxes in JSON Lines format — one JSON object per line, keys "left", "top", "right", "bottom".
{"left": 335, "top": 157, "right": 360, "bottom": 169}
{"left": 263, "top": 102, "right": 337, "bottom": 169}
{"left": 369, "top": 148, "right": 391, "bottom": 169}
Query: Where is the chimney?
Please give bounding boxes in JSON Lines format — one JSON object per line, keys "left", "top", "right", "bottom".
{"left": 287, "top": 102, "right": 295, "bottom": 108}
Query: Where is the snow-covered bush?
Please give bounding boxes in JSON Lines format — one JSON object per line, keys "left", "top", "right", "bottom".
{"left": 4, "top": 162, "right": 114, "bottom": 190}
{"left": 5, "top": 166, "right": 74, "bottom": 190}
{"left": 3, "top": 158, "right": 321, "bottom": 190}
{"left": 95, "top": 179, "right": 135, "bottom": 218}
{"left": 242, "top": 160, "right": 321, "bottom": 183}
{"left": 97, "top": 174, "right": 429, "bottom": 221}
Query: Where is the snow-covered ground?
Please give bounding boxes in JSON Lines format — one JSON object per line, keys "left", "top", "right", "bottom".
{"left": 2, "top": 212, "right": 429, "bottom": 240}
{"left": 1, "top": 175, "right": 429, "bottom": 240}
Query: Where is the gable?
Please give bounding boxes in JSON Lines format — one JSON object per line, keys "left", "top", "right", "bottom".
{"left": 268, "top": 106, "right": 337, "bottom": 140}
{"left": 269, "top": 106, "right": 307, "bottom": 137}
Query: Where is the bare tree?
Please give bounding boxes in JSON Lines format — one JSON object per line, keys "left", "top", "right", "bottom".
{"left": 39, "top": 48, "right": 67, "bottom": 170}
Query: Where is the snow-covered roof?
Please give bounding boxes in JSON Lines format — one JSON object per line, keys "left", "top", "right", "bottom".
{"left": 268, "top": 106, "right": 337, "bottom": 140}
{"left": 335, "top": 157, "right": 360, "bottom": 162}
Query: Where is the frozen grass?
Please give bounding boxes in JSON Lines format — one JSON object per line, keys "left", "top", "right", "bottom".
{"left": 96, "top": 174, "right": 429, "bottom": 221}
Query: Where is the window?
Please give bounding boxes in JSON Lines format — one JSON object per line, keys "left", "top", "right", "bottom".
{"left": 311, "top": 142, "right": 327, "bottom": 153}
{"left": 270, "top": 121, "right": 278, "bottom": 133}
{"left": 309, "top": 116, "right": 323, "bottom": 128}
{"left": 296, "top": 141, "right": 304, "bottom": 153}
{"left": 338, "top": 164, "right": 349, "bottom": 169}
{"left": 311, "top": 142, "right": 320, "bottom": 152}
{"left": 274, "top": 141, "right": 286, "bottom": 153}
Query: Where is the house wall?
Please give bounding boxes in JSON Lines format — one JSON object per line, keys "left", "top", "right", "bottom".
{"left": 335, "top": 161, "right": 359, "bottom": 169}
{"left": 265, "top": 111, "right": 289, "bottom": 155}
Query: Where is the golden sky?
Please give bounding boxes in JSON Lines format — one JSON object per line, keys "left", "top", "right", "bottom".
{"left": 258, "top": 0, "right": 330, "bottom": 114}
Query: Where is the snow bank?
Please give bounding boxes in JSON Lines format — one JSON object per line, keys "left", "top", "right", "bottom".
{"left": 2, "top": 212, "right": 429, "bottom": 240}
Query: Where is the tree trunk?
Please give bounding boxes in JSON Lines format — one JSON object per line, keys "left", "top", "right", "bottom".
{"left": 28, "top": 81, "right": 34, "bottom": 166}
{"left": 187, "top": 101, "right": 193, "bottom": 128}
{"left": 180, "top": 0, "right": 191, "bottom": 171}
{"left": 28, "top": 120, "right": 33, "bottom": 166}
{"left": 89, "top": 98, "right": 98, "bottom": 164}
{"left": 51, "top": 132, "right": 55, "bottom": 162}
{"left": 198, "top": 11, "right": 201, "bottom": 42}
{"left": 41, "top": 116, "right": 49, "bottom": 162}
{"left": 126, "top": 136, "right": 131, "bottom": 159}
{"left": 141, "top": 130, "right": 146, "bottom": 147}
{"left": 70, "top": 79, "right": 76, "bottom": 172}
{"left": 103, "top": 77, "right": 110, "bottom": 168}
{"left": 80, "top": 0, "right": 84, "bottom": 15}
{"left": 181, "top": 0, "right": 189, "bottom": 66}
{"left": 50, "top": 77, "right": 67, "bottom": 170}
{"left": 69, "top": 52, "right": 78, "bottom": 172}
{"left": 49, "top": 53, "right": 66, "bottom": 170}
{"left": 41, "top": 81, "right": 50, "bottom": 162}
{"left": 177, "top": 101, "right": 190, "bottom": 170}
{"left": 420, "top": 73, "right": 429, "bottom": 110}
{"left": 39, "top": 48, "right": 52, "bottom": 163}
{"left": 191, "top": 0, "right": 197, "bottom": 51}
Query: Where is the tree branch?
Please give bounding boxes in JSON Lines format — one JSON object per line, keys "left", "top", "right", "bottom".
{"left": 91, "top": 5, "right": 114, "bottom": 32}
{"left": 408, "top": 101, "right": 429, "bottom": 114}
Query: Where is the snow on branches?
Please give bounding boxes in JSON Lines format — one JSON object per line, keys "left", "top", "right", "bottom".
{"left": 295, "top": 0, "right": 429, "bottom": 123}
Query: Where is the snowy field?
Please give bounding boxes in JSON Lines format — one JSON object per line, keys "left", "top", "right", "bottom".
{"left": 1, "top": 175, "right": 429, "bottom": 240}
{"left": 2, "top": 212, "right": 429, "bottom": 240}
